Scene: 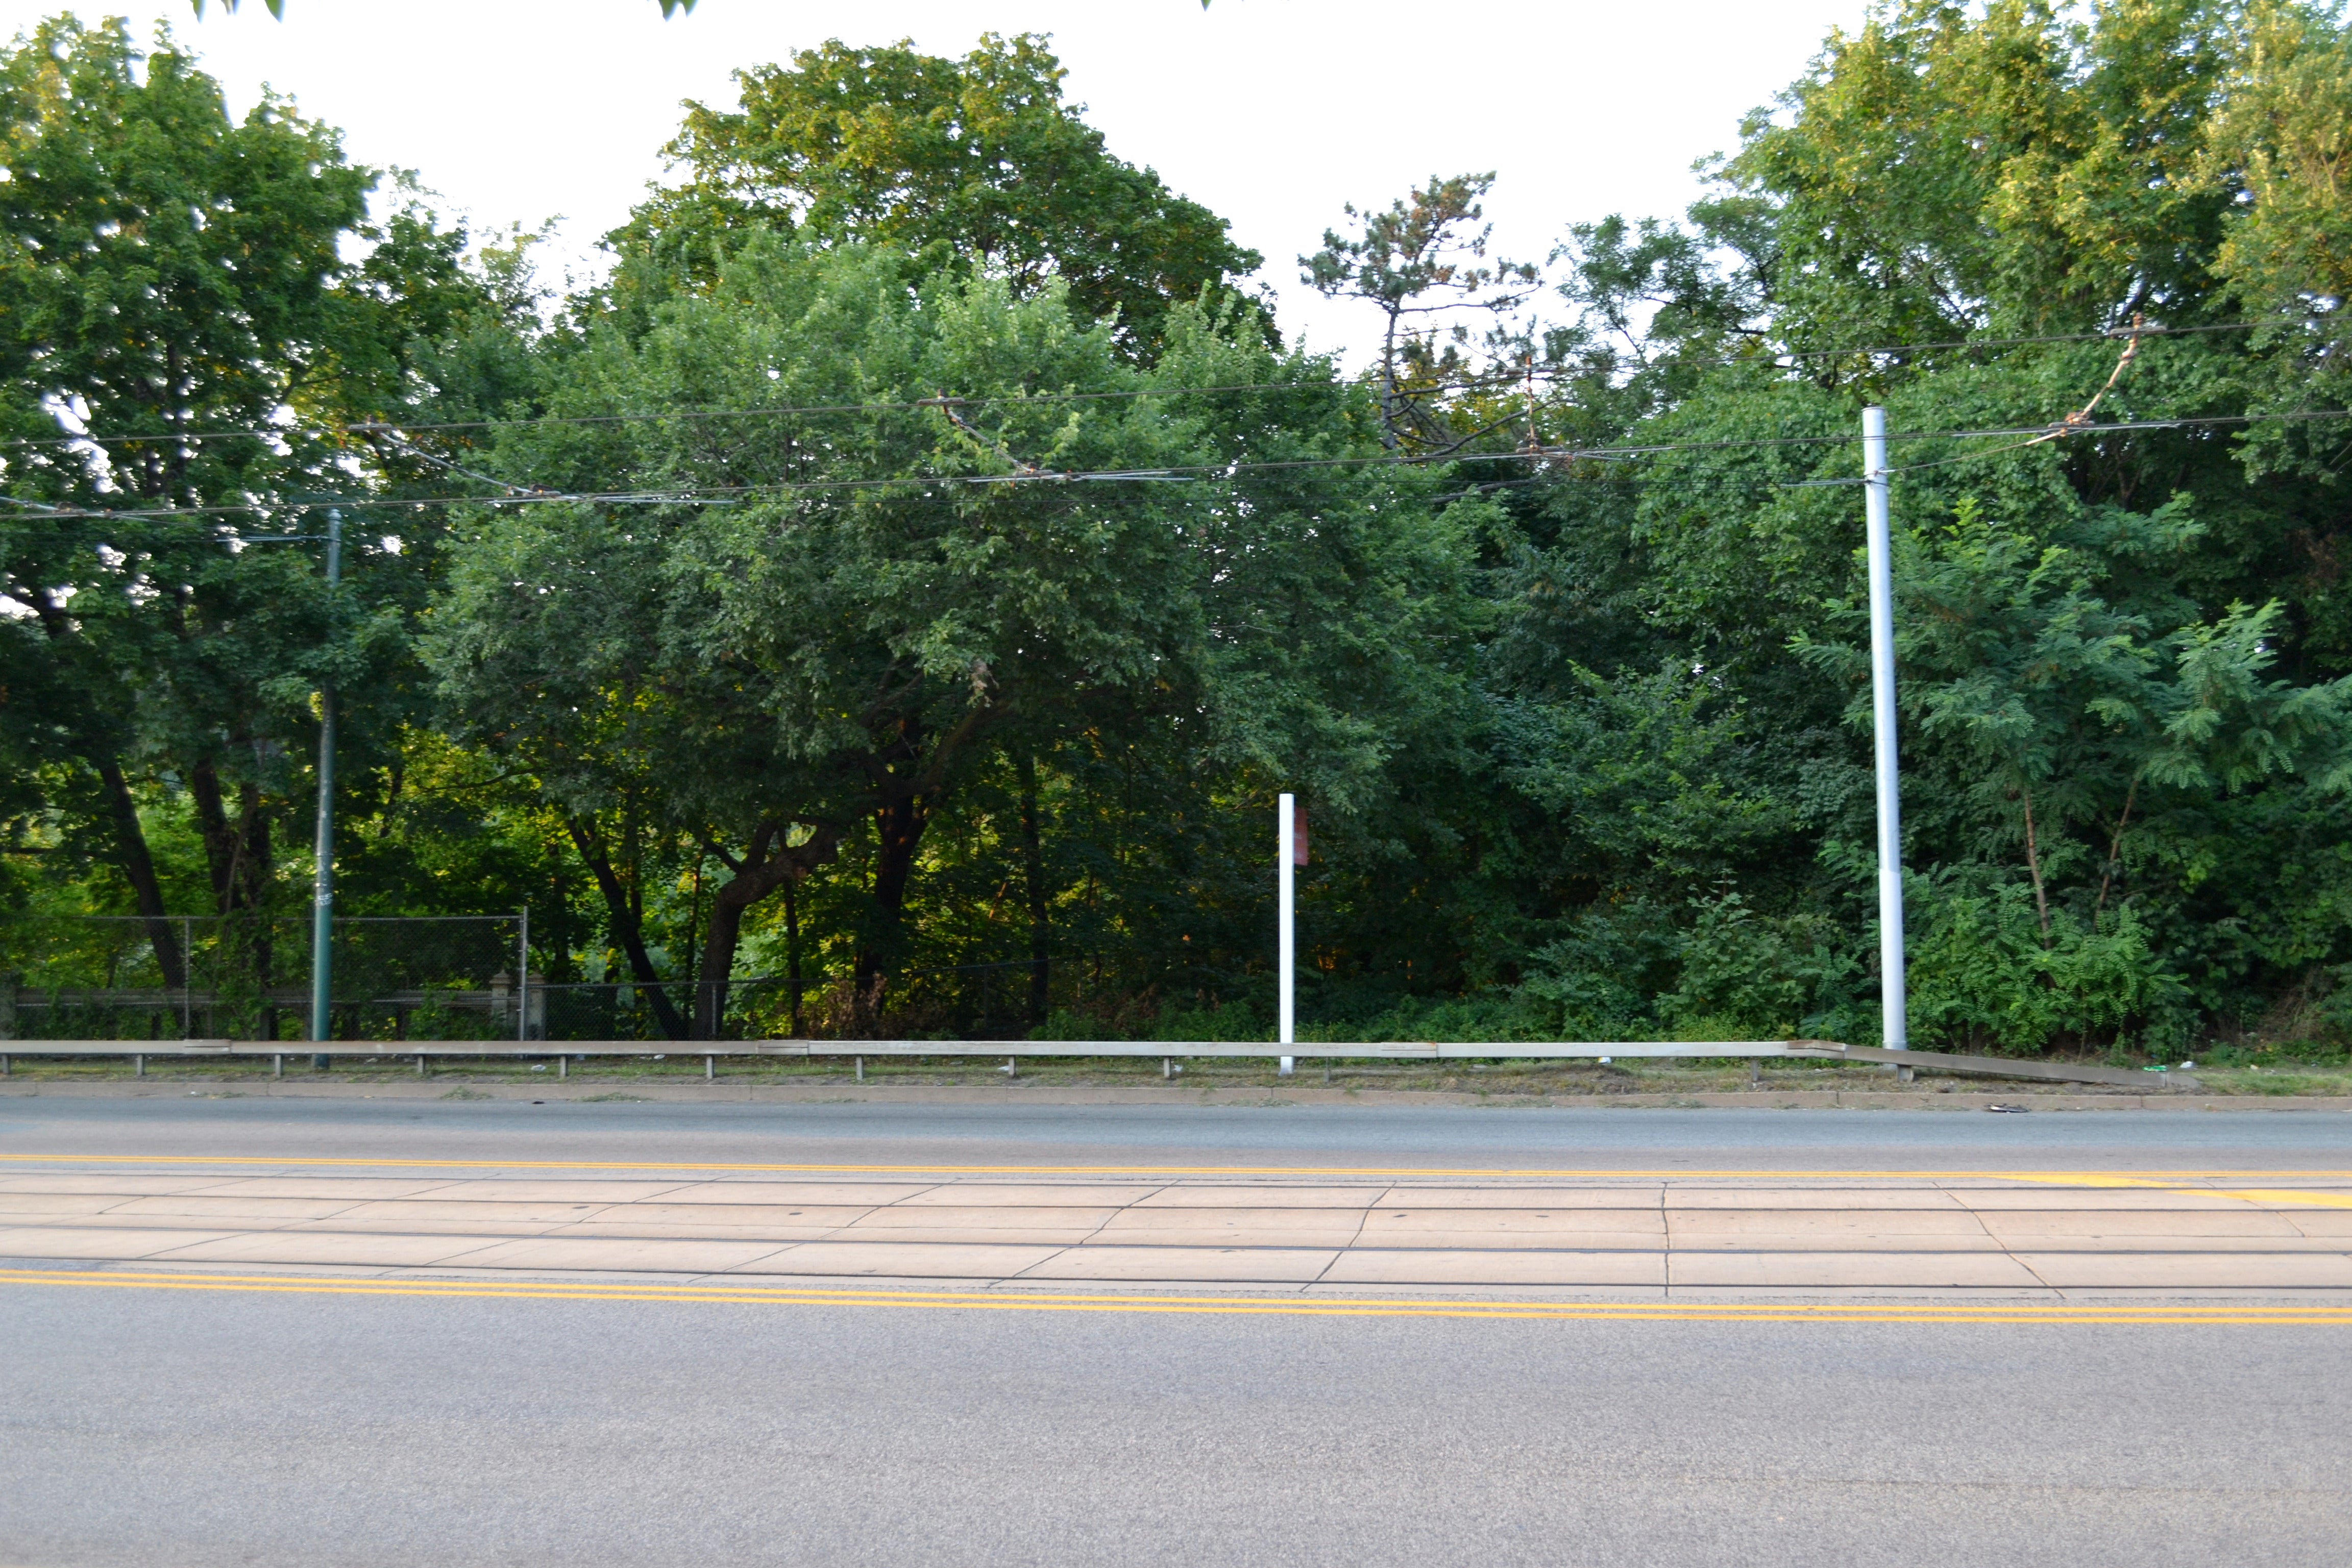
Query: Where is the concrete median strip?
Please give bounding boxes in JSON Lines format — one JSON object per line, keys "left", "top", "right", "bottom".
{"left": 4, "top": 1162, "right": 2352, "bottom": 1300}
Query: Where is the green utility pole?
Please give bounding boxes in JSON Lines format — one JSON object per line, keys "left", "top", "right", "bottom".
{"left": 309, "top": 508, "right": 342, "bottom": 1044}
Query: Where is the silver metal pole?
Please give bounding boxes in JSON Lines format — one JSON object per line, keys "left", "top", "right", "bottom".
{"left": 1278, "top": 793, "right": 1295, "bottom": 1074}
{"left": 308, "top": 509, "right": 341, "bottom": 1044}
{"left": 1863, "top": 408, "right": 1908, "bottom": 1050}
{"left": 517, "top": 907, "right": 529, "bottom": 1043}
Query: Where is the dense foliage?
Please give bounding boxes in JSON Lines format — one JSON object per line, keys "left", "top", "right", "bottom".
{"left": 10, "top": 4, "right": 2352, "bottom": 1057}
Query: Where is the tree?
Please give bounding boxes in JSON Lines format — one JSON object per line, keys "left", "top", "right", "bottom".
{"left": 1302, "top": 173, "right": 1540, "bottom": 448}
{"left": 431, "top": 233, "right": 1476, "bottom": 1037}
{"left": 0, "top": 17, "right": 492, "bottom": 986}
{"left": 621, "top": 34, "right": 1262, "bottom": 356}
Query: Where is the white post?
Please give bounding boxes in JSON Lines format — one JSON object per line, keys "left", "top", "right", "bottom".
{"left": 1277, "top": 793, "right": 1295, "bottom": 1075}
{"left": 1863, "top": 406, "right": 1908, "bottom": 1051}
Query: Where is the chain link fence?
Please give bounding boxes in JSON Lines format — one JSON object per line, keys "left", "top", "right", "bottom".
{"left": 0, "top": 915, "right": 524, "bottom": 1041}
{"left": 2, "top": 916, "right": 1233, "bottom": 1043}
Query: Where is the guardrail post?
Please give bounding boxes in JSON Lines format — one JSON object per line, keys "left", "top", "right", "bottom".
{"left": 704, "top": 1055, "right": 714, "bottom": 1081}
{"left": 133, "top": 1052, "right": 143, "bottom": 1077}
{"left": 415, "top": 1054, "right": 426, "bottom": 1077}
{"left": 854, "top": 1055, "right": 864, "bottom": 1082}
{"left": 557, "top": 1056, "right": 567, "bottom": 1080}
{"left": 272, "top": 1053, "right": 283, "bottom": 1079}
{"left": 1164, "top": 1056, "right": 1172, "bottom": 1080}
{"left": 2, "top": 1054, "right": 10, "bottom": 1077}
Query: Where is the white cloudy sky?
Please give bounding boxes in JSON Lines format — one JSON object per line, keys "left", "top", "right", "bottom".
{"left": 0, "top": 0, "right": 1873, "bottom": 362}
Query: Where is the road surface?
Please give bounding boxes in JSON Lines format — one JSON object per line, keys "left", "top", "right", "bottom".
{"left": 3, "top": 1094, "right": 2347, "bottom": 1565}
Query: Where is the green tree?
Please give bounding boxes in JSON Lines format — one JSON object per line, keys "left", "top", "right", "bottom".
{"left": 622, "top": 34, "right": 1262, "bottom": 356}
{"left": 0, "top": 16, "right": 494, "bottom": 988}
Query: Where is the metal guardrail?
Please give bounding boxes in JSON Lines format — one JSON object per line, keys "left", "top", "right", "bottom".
{"left": 0, "top": 1038, "right": 2196, "bottom": 1088}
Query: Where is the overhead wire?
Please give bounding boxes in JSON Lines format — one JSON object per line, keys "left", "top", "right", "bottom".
{"left": 14, "top": 404, "right": 2351, "bottom": 527}
{"left": 0, "top": 313, "right": 2323, "bottom": 456}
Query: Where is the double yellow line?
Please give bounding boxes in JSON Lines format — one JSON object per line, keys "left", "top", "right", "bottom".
{"left": 4, "top": 1267, "right": 2347, "bottom": 1324}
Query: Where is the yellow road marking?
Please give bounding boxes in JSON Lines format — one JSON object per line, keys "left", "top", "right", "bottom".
{"left": 2211, "top": 1188, "right": 2352, "bottom": 1209}
{"left": 4, "top": 1154, "right": 2349, "bottom": 1182}
{"left": 0, "top": 1267, "right": 2343, "bottom": 1324}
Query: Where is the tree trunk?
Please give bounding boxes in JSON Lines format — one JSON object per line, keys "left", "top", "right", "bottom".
{"left": 695, "top": 823, "right": 842, "bottom": 1041}
{"left": 96, "top": 761, "right": 186, "bottom": 992}
{"left": 1017, "top": 753, "right": 1049, "bottom": 1024}
{"left": 567, "top": 818, "right": 688, "bottom": 1041}
{"left": 695, "top": 890, "right": 750, "bottom": 1042}
{"left": 2021, "top": 787, "right": 2052, "bottom": 945}
{"left": 2095, "top": 778, "right": 2138, "bottom": 918}
{"left": 853, "top": 791, "right": 929, "bottom": 1022}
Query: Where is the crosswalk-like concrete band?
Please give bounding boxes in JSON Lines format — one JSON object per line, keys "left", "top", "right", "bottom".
{"left": 4, "top": 1158, "right": 2352, "bottom": 1316}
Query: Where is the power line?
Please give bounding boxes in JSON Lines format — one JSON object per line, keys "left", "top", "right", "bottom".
{"left": 0, "top": 314, "right": 2315, "bottom": 455}
{"left": 18, "top": 407, "right": 2348, "bottom": 526}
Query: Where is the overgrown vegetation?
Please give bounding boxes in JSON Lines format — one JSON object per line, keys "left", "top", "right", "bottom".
{"left": 10, "top": 5, "right": 2352, "bottom": 1060}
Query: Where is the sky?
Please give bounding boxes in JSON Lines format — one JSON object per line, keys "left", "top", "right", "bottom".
{"left": 0, "top": 0, "right": 1875, "bottom": 362}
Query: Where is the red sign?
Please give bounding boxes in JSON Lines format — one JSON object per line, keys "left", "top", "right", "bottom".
{"left": 1292, "top": 804, "right": 1309, "bottom": 866}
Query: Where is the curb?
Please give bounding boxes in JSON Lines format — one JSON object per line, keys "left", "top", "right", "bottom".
{"left": 3, "top": 1080, "right": 2348, "bottom": 1111}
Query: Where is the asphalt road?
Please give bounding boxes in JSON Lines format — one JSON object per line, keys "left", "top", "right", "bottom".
{"left": 5, "top": 1275, "right": 2348, "bottom": 1567}
{"left": 7, "top": 1093, "right": 2352, "bottom": 1172}
{"left": 5, "top": 1095, "right": 2349, "bottom": 1566}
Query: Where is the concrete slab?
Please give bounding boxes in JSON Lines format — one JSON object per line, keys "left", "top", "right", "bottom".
{"left": 2280, "top": 1212, "right": 2352, "bottom": 1237}
{"left": 440, "top": 1237, "right": 797, "bottom": 1273}
{"left": 1949, "top": 1189, "right": 2273, "bottom": 1211}
{"left": 556, "top": 1220, "right": 854, "bottom": 1242}
{"left": 1368, "top": 1187, "right": 1663, "bottom": 1210}
{"left": 654, "top": 1182, "right": 937, "bottom": 1205}
{"left": 0, "top": 1226, "right": 239, "bottom": 1260}
{"left": 1320, "top": 1249, "right": 1666, "bottom": 1286}
{"left": 279, "top": 1217, "right": 573, "bottom": 1238}
{"left": 1668, "top": 1231, "right": 2010, "bottom": 1253}
{"left": 2014, "top": 1252, "right": 2352, "bottom": 1288}
{"left": 330, "top": 1199, "right": 619, "bottom": 1224}
{"left": 604, "top": 1202, "right": 877, "bottom": 1228}
{"left": 1672, "top": 1206, "right": 1991, "bottom": 1231}
{"left": 187, "top": 1178, "right": 463, "bottom": 1200}
{"left": 1667, "top": 1251, "right": 2047, "bottom": 1288}
{"left": 886, "top": 1184, "right": 1158, "bottom": 1208}
{"left": 145, "top": 1233, "right": 504, "bottom": 1267}
{"left": 0, "top": 1175, "right": 230, "bottom": 1196}
{"left": 727, "top": 1242, "right": 1062, "bottom": 1278}
{"left": 1133, "top": 1185, "right": 1386, "bottom": 1209}
{"left": 0, "top": 1194, "right": 130, "bottom": 1217}
{"left": 1090, "top": 1211, "right": 1365, "bottom": 1247}
{"left": 410, "top": 1180, "right": 692, "bottom": 1203}
{"left": 1665, "top": 1189, "right": 1968, "bottom": 1210}
{"left": 104, "top": 1195, "right": 370, "bottom": 1221}
{"left": 1973, "top": 1210, "right": 2307, "bottom": 1238}
{"left": 1015, "top": 1246, "right": 1339, "bottom": 1283}
{"left": 847, "top": 1204, "right": 1120, "bottom": 1232}
{"left": 1360, "top": 1209, "right": 1667, "bottom": 1242}
{"left": 830, "top": 1224, "right": 1109, "bottom": 1246}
